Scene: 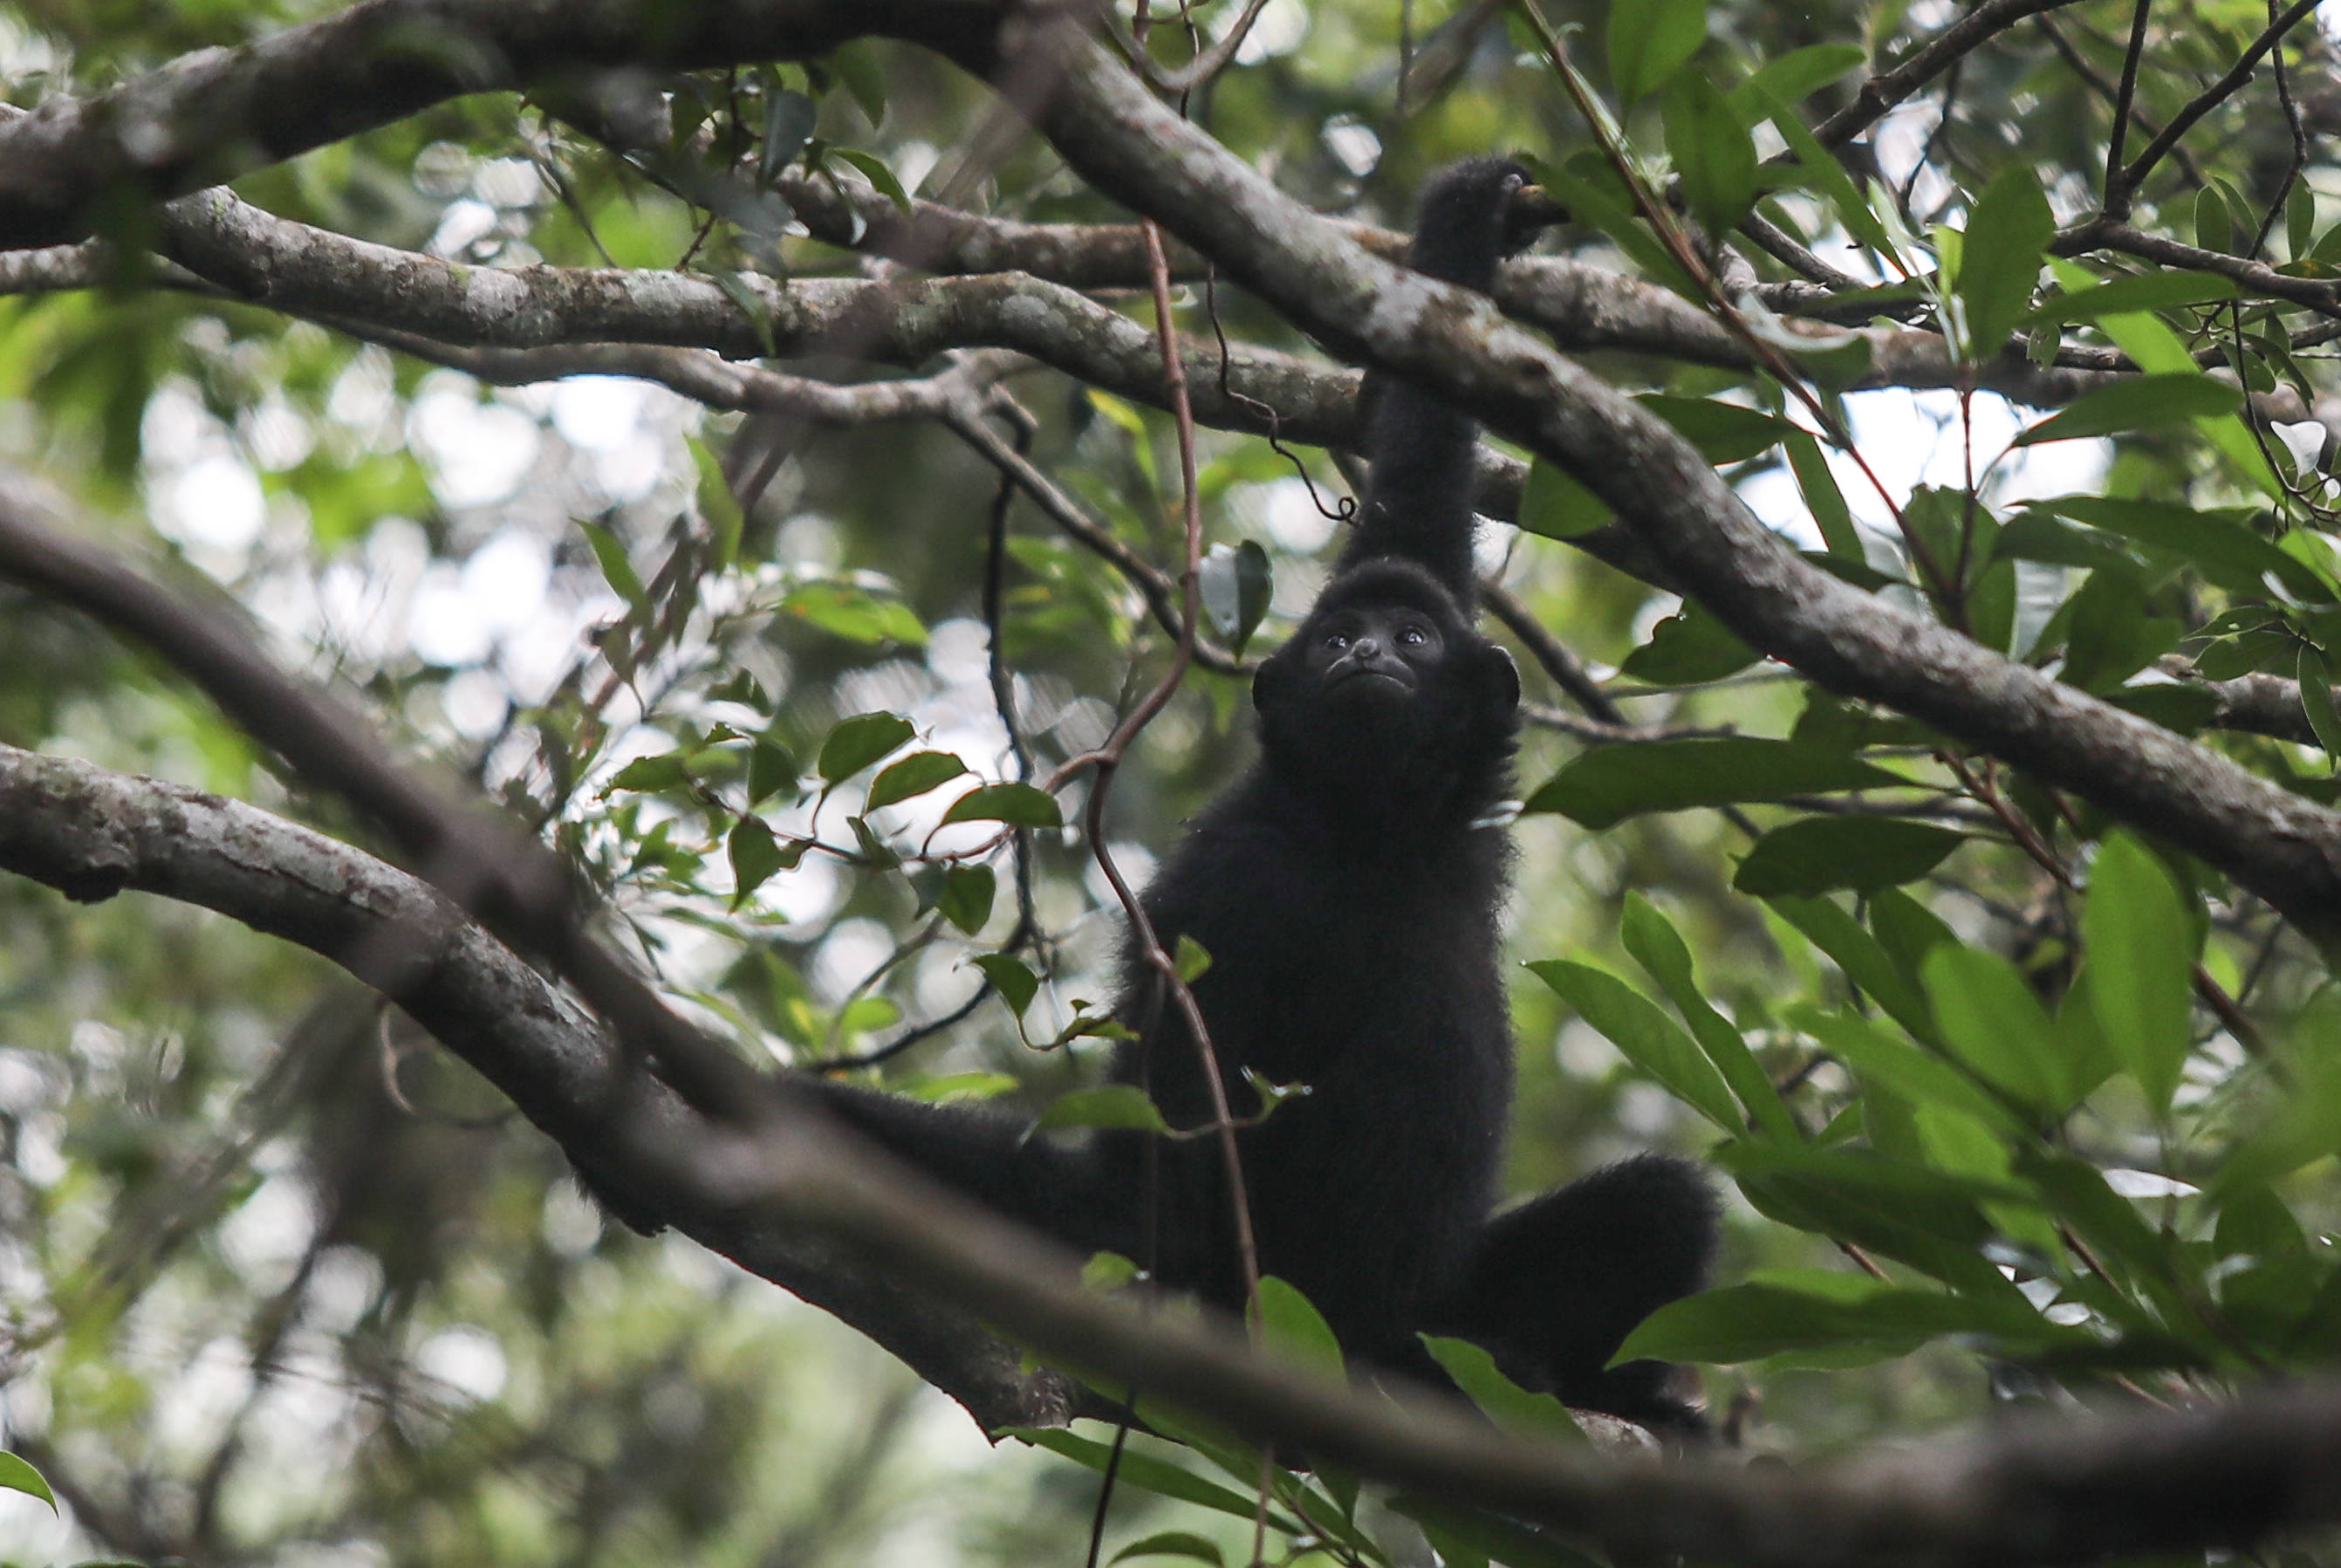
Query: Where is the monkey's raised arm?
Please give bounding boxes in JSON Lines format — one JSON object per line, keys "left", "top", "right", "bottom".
{"left": 1337, "top": 158, "right": 1564, "bottom": 602}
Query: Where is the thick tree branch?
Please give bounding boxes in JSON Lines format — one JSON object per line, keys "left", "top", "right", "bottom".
{"left": 0, "top": 0, "right": 1003, "bottom": 250}
{"left": 0, "top": 737, "right": 1068, "bottom": 1429}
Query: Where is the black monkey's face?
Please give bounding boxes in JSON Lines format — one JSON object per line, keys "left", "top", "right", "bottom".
{"left": 1253, "top": 561, "right": 1519, "bottom": 817}
{"left": 1304, "top": 601, "right": 1448, "bottom": 698}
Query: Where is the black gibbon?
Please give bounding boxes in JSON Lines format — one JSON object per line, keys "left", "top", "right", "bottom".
{"left": 817, "top": 159, "right": 1717, "bottom": 1433}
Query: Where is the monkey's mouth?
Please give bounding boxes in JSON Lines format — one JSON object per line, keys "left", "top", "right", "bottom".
{"left": 1329, "top": 662, "right": 1414, "bottom": 690}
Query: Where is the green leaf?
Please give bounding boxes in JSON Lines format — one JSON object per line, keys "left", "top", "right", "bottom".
{"left": 1785, "top": 430, "right": 1862, "bottom": 560}
{"left": 866, "top": 750, "right": 969, "bottom": 811}
{"left": 1607, "top": 0, "right": 1706, "bottom": 104}
{"left": 2055, "top": 565, "right": 2182, "bottom": 695}
{"left": 779, "top": 580, "right": 928, "bottom": 646}
{"left": 1920, "top": 945, "right": 2061, "bottom": 1113}
{"left": 602, "top": 751, "right": 690, "bottom": 795}
{"left": 848, "top": 814, "right": 900, "bottom": 869}
{"left": 2048, "top": 257, "right": 2279, "bottom": 496}
{"left": 2082, "top": 833, "right": 2195, "bottom": 1113}
{"left": 937, "top": 863, "right": 996, "bottom": 935}
{"left": 1523, "top": 739, "right": 1905, "bottom": 828}
{"left": 1619, "top": 894, "right": 1797, "bottom": 1138}
{"left": 2300, "top": 647, "right": 2341, "bottom": 761}
{"left": 817, "top": 711, "right": 916, "bottom": 782}
{"left": 973, "top": 952, "right": 1040, "bottom": 1015}
{"left": 579, "top": 520, "right": 648, "bottom": 612}
{"left": 728, "top": 816, "right": 803, "bottom": 903}
{"left": 1724, "top": 43, "right": 1867, "bottom": 117}
{"left": 903, "top": 1070, "right": 1018, "bottom": 1102}
{"left": 1618, "top": 601, "right": 1758, "bottom": 685}
{"left": 2020, "top": 270, "right": 2240, "bottom": 326}
{"left": 1111, "top": 1533, "right": 1225, "bottom": 1567}
{"left": 1201, "top": 540, "right": 1273, "bottom": 657}
{"left": 2014, "top": 373, "right": 2242, "bottom": 446}
{"left": 2036, "top": 495, "right": 2333, "bottom": 603}
{"left": 1030, "top": 1084, "right": 1169, "bottom": 1134}
{"left": 941, "top": 781, "right": 1064, "bottom": 828}
{"left": 758, "top": 88, "right": 818, "bottom": 184}
{"left": 1518, "top": 456, "right": 1613, "bottom": 538}
{"left": 0, "top": 1453, "right": 54, "bottom": 1511}
{"left": 2194, "top": 186, "right": 2235, "bottom": 253}
{"left": 831, "top": 147, "right": 913, "bottom": 211}
{"left": 1751, "top": 86, "right": 1897, "bottom": 260}
{"left": 1788, "top": 1004, "right": 2024, "bottom": 1139}
{"left": 1532, "top": 160, "right": 1701, "bottom": 296}
{"left": 1528, "top": 961, "right": 1742, "bottom": 1131}
{"left": 1618, "top": 1270, "right": 2070, "bottom": 1365}
{"left": 1764, "top": 895, "right": 1935, "bottom": 1043}
{"left": 1174, "top": 935, "right": 1212, "bottom": 984}
{"left": 1954, "top": 166, "right": 2054, "bottom": 357}
{"left": 1663, "top": 75, "right": 1757, "bottom": 236}
{"left": 827, "top": 43, "right": 889, "bottom": 127}
{"left": 1419, "top": 1336, "right": 1583, "bottom": 1441}
{"left": 747, "top": 738, "right": 797, "bottom": 805}
{"left": 1253, "top": 1277, "right": 1345, "bottom": 1375}
{"left": 1639, "top": 394, "right": 1794, "bottom": 462}
{"left": 1717, "top": 1142, "right": 2020, "bottom": 1292}
{"left": 1733, "top": 817, "right": 1963, "bottom": 897}
{"left": 1004, "top": 1428, "right": 1286, "bottom": 1526}
{"left": 691, "top": 436, "right": 746, "bottom": 567}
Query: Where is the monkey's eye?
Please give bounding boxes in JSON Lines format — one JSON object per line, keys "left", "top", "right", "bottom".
{"left": 1322, "top": 630, "right": 1352, "bottom": 650}
{"left": 1399, "top": 625, "right": 1430, "bottom": 647}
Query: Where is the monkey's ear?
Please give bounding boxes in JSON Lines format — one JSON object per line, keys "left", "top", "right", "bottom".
{"left": 1481, "top": 645, "right": 1521, "bottom": 711}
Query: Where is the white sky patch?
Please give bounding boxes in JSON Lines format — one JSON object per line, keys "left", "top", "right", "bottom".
{"left": 408, "top": 377, "right": 542, "bottom": 508}
{"left": 154, "top": 453, "right": 267, "bottom": 554}
{"left": 1258, "top": 475, "right": 1343, "bottom": 553}
{"left": 1323, "top": 117, "right": 1382, "bottom": 179}
{"left": 427, "top": 197, "right": 498, "bottom": 258}
{"left": 757, "top": 853, "right": 844, "bottom": 936}
{"left": 588, "top": 431, "right": 669, "bottom": 503}
{"left": 241, "top": 394, "right": 316, "bottom": 471}
{"left": 1231, "top": 0, "right": 1307, "bottom": 62}
{"left": 222, "top": 1174, "right": 319, "bottom": 1281}
{"left": 472, "top": 157, "right": 543, "bottom": 209}
{"left": 440, "top": 667, "right": 510, "bottom": 739}
{"left": 925, "top": 617, "right": 993, "bottom": 687}
{"left": 303, "top": 1246, "right": 386, "bottom": 1338}
{"left": 812, "top": 917, "right": 896, "bottom": 1003}
{"left": 1872, "top": 101, "right": 1953, "bottom": 219}
{"left": 407, "top": 562, "right": 494, "bottom": 667}
{"left": 503, "top": 601, "right": 614, "bottom": 704}
{"left": 551, "top": 376, "right": 648, "bottom": 449}
{"left": 2102, "top": 1168, "right": 2201, "bottom": 1199}
{"left": 414, "top": 1325, "right": 508, "bottom": 1404}
{"left": 459, "top": 530, "right": 553, "bottom": 635}
{"left": 154, "top": 1337, "right": 256, "bottom": 1463}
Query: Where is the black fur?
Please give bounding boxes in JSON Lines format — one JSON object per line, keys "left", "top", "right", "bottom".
{"left": 814, "top": 160, "right": 1715, "bottom": 1432}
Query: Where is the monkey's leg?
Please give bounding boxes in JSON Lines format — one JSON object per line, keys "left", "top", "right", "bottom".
{"left": 1434, "top": 1154, "right": 1718, "bottom": 1435}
